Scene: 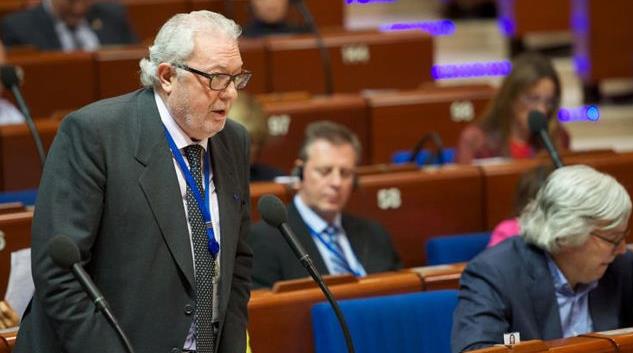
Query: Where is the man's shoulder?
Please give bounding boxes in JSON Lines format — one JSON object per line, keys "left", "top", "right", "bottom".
{"left": 59, "top": 89, "right": 150, "bottom": 134}
{"left": 467, "top": 237, "right": 534, "bottom": 276}
{"left": 70, "top": 89, "right": 147, "bottom": 118}
{"left": 2, "top": 5, "right": 44, "bottom": 26}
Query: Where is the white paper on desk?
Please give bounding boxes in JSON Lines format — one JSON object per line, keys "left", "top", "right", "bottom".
{"left": 5, "top": 248, "right": 34, "bottom": 319}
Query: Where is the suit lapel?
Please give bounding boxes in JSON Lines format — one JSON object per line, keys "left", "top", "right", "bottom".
{"left": 342, "top": 215, "right": 369, "bottom": 269}
{"left": 208, "top": 133, "right": 240, "bottom": 289}
{"left": 519, "top": 242, "right": 563, "bottom": 339}
{"left": 589, "top": 267, "right": 620, "bottom": 331}
{"left": 288, "top": 203, "right": 329, "bottom": 274}
{"left": 134, "top": 89, "right": 194, "bottom": 289}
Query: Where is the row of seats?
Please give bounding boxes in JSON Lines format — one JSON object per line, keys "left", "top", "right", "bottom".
{"left": 5, "top": 30, "right": 433, "bottom": 117}
{"left": 248, "top": 264, "right": 464, "bottom": 353}
{"left": 252, "top": 150, "right": 633, "bottom": 267}
{"left": 500, "top": 0, "right": 633, "bottom": 101}
{"left": 0, "top": 83, "right": 495, "bottom": 192}
{"left": 0, "top": 0, "right": 345, "bottom": 43}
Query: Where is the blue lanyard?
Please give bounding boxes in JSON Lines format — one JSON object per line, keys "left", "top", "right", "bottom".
{"left": 162, "top": 125, "right": 220, "bottom": 257}
{"left": 307, "top": 225, "right": 360, "bottom": 277}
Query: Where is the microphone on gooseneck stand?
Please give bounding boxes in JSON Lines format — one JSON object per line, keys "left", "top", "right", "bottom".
{"left": 258, "top": 195, "right": 356, "bottom": 353}
{"left": 48, "top": 235, "right": 136, "bottom": 353}
{"left": 0, "top": 65, "right": 46, "bottom": 168}
{"left": 528, "top": 110, "right": 564, "bottom": 169}
{"left": 290, "top": 0, "right": 334, "bottom": 95}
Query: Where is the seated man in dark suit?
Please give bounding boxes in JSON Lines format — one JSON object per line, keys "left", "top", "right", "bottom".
{"left": 248, "top": 121, "right": 402, "bottom": 288}
{"left": 452, "top": 165, "right": 633, "bottom": 353}
{"left": 0, "top": 0, "right": 137, "bottom": 51}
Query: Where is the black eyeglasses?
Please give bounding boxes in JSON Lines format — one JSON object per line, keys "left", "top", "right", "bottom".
{"left": 172, "top": 63, "right": 252, "bottom": 91}
{"left": 591, "top": 229, "right": 629, "bottom": 248}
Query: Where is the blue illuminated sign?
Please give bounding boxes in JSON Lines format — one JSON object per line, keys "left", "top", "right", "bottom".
{"left": 379, "top": 20, "right": 456, "bottom": 36}
{"left": 346, "top": 0, "right": 397, "bottom": 4}
{"left": 431, "top": 60, "right": 512, "bottom": 80}
{"left": 557, "top": 105, "right": 600, "bottom": 122}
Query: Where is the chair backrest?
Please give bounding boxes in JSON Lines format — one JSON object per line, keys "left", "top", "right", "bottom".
{"left": 426, "top": 232, "right": 491, "bottom": 266}
{"left": 0, "top": 189, "right": 37, "bottom": 206}
{"left": 311, "top": 290, "right": 459, "bottom": 353}
{"left": 392, "top": 148, "right": 456, "bottom": 166}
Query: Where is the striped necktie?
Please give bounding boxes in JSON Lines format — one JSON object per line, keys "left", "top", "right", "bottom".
{"left": 323, "top": 225, "right": 354, "bottom": 275}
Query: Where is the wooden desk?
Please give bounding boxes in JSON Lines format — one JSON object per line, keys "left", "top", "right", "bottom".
{"left": 0, "top": 327, "right": 17, "bottom": 353}
{"left": 0, "top": 120, "right": 59, "bottom": 192}
{"left": 497, "top": 0, "right": 570, "bottom": 55}
{"left": 366, "top": 84, "right": 496, "bottom": 164}
{"left": 258, "top": 93, "right": 369, "bottom": 172}
{"left": 265, "top": 30, "right": 433, "bottom": 94}
{"left": 346, "top": 165, "right": 485, "bottom": 267}
{"left": 191, "top": 0, "right": 344, "bottom": 29}
{"left": 7, "top": 51, "right": 98, "bottom": 118}
{"left": 95, "top": 46, "right": 147, "bottom": 99}
{"left": 572, "top": 0, "right": 633, "bottom": 86}
{"left": 0, "top": 211, "right": 33, "bottom": 298}
{"left": 94, "top": 39, "right": 266, "bottom": 99}
{"left": 479, "top": 159, "right": 543, "bottom": 230}
{"left": 408, "top": 262, "right": 465, "bottom": 291}
{"left": 249, "top": 181, "right": 292, "bottom": 222}
{"left": 498, "top": 0, "right": 570, "bottom": 37}
{"left": 239, "top": 38, "right": 268, "bottom": 94}
{"left": 123, "top": 0, "right": 192, "bottom": 43}
{"left": 248, "top": 271, "right": 423, "bottom": 353}
{"left": 479, "top": 150, "right": 627, "bottom": 231}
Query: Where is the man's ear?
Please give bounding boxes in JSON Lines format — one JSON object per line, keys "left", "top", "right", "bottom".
{"left": 157, "top": 63, "right": 175, "bottom": 94}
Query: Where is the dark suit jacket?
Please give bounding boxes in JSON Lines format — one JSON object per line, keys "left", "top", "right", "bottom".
{"left": 451, "top": 237, "right": 633, "bottom": 353}
{"left": 0, "top": 3, "right": 137, "bottom": 50}
{"left": 248, "top": 202, "right": 402, "bottom": 288}
{"left": 14, "top": 89, "right": 252, "bottom": 353}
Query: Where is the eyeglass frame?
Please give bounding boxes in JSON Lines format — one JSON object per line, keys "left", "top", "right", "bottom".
{"left": 171, "top": 63, "right": 252, "bottom": 91}
{"left": 519, "top": 94, "right": 557, "bottom": 111}
{"left": 590, "top": 228, "right": 629, "bottom": 249}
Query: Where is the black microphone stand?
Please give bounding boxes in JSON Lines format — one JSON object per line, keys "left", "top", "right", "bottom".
{"left": 538, "top": 129, "right": 564, "bottom": 168}
{"left": 278, "top": 222, "right": 356, "bottom": 353}
{"left": 10, "top": 85, "right": 46, "bottom": 168}
{"left": 292, "top": 0, "right": 334, "bottom": 95}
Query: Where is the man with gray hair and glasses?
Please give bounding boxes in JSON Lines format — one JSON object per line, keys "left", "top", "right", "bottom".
{"left": 14, "top": 11, "right": 252, "bottom": 353}
{"left": 452, "top": 165, "right": 633, "bottom": 353}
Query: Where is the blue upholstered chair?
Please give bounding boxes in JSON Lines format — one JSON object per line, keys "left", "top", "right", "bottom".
{"left": 392, "top": 148, "right": 456, "bottom": 167}
{"left": 311, "top": 290, "right": 459, "bottom": 353}
{"left": 0, "top": 188, "right": 38, "bottom": 206}
{"left": 426, "top": 232, "right": 491, "bottom": 266}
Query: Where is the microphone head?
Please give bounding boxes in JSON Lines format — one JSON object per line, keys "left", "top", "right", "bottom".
{"left": 528, "top": 110, "right": 548, "bottom": 134}
{"left": 258, "top": 195, "right": 288, "bottom": 228}
{"left": 0, "top": 65, "right": 22, "bottom": 89}
{"left": 49, "top": 235, "right": 81, "bottom": 270}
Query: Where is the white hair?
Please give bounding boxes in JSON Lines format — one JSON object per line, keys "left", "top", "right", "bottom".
{"left": 520, "top": 165, "right": 631, "bottom": 253}
{"left": 139, "top": 10, "right": 242, "bottom": 88}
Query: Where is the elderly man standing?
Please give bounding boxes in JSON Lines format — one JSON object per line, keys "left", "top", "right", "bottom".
{"left": 248, "top": 121, "right": 402, "bottom": 288}
{"left": 14, "top": 11, "right": 252, "bottom": 353}
{"left": 452, "top": 165, "right": 633, "bottom": 353}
